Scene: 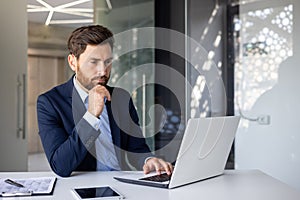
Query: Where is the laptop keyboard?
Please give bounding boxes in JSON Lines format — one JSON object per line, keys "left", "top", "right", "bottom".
{"left": 139, "top": 173, "right": 172, "bottom": 182}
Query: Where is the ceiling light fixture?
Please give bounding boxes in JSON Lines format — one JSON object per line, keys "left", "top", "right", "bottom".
{"left": 27, "top": 0, "right": 94, "bottom": 26}
{"left": 50, "top": 19, "right": 93, "bottom": 24}
{"left": 106, "top": 0, "right": 112, "bottom": 10}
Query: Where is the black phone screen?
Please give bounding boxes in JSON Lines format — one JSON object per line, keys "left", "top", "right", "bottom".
{"left": 74, "top": 186, "right": 121, "bottom": 199}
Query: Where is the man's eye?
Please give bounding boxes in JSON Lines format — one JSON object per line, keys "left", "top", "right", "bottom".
{"left": 104, "top": 59, "right": 113, "bottom": 66}
{"left": 90, "top": 60, "right": 97, "bottom": 64}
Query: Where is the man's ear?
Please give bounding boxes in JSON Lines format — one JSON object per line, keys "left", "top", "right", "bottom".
{"left": 68, "top": 54, "right": 77, "bottom": 72}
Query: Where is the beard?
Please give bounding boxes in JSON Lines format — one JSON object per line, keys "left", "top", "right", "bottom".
{"left": 76, "top": 66, "right": 110, "bottom": 91}
{"left": 91, "top": 75, "right": 110, "bottom": 86}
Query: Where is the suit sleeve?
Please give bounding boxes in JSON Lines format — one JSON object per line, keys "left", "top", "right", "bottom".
{"left": 37, "top": 94, "right": 100, "bottom": 177}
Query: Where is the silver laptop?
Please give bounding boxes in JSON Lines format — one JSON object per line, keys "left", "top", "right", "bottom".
{"left": 114, "top": 116, "right": 240, "bottom": 189}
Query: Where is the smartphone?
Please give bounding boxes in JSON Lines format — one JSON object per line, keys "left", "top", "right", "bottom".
{"left": 71, "top": 186, "right": 124, "bottom": 200}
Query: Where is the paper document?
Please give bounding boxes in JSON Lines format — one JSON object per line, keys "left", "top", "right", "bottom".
{"left": 0, "top": 177, "right": 56, "bottom": 197}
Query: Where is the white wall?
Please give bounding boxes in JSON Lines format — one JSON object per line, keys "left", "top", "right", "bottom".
{"left": 0, "top": 0, "right": 28, "bottom": 171}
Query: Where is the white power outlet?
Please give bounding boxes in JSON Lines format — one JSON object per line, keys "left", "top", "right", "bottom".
{"left": 257, "top": 115, "right": 271, "bottom": 125}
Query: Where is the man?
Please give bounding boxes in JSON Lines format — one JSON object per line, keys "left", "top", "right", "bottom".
{"left": 37, "top": 25, "right": 173, "bottom": 177}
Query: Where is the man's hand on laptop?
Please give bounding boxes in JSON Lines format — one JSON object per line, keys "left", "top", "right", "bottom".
{"left": 143, "top": 157, "right": 173, "bottom": 175}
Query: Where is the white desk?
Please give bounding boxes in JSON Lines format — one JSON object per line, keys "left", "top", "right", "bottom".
{"left": 0, "top": 170, "right": 299, "bottom": 199}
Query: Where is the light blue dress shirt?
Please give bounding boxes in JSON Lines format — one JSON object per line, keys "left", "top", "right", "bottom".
{"left": 73, "top": 77, "right": 120, "bottom": 171}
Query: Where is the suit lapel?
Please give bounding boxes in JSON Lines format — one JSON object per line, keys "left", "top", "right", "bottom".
{"left": 64, "top": 75, "right": 87, "bottom": 125}
{"left": 72, "top": 87, "right": 86, "bottom": 125}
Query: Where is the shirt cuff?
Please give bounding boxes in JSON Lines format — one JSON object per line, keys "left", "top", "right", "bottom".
{"left": 83, "top": 111, "right": 102, "bottom": 130}
{"left": 144, "top": 156, "right": 154, "bottom": 164}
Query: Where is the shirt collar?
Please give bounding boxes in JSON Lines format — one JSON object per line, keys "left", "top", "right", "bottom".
{"left": 73, "top": 76, "right": 88, "bottom": 103}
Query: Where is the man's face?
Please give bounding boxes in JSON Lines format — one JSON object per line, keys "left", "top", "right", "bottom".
{"left": 71, "top": 43, "right": 113, "bottom": 91}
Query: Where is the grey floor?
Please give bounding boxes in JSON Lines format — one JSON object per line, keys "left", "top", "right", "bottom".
{"left": 28, "top": 153, "right": 51, "bottom": 171}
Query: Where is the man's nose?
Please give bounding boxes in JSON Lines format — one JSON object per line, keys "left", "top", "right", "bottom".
{"left": 96, "top": 62, "right": 107, "bottom": 75}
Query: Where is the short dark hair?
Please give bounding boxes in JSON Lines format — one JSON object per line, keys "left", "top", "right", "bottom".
{"left": 67, "top": 25, "right": 114, "bottom": 59}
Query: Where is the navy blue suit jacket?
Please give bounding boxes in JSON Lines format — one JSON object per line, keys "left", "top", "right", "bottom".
{"left": 37, "top": 76, "right": 151, "bottom": 177}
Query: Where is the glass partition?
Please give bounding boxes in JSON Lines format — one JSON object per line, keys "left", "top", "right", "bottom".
{"left": 232, "top": 0, "right": 300, "bottom": 190}
{"left": 94, "top": 0, "right": 155, "bottom": 150}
